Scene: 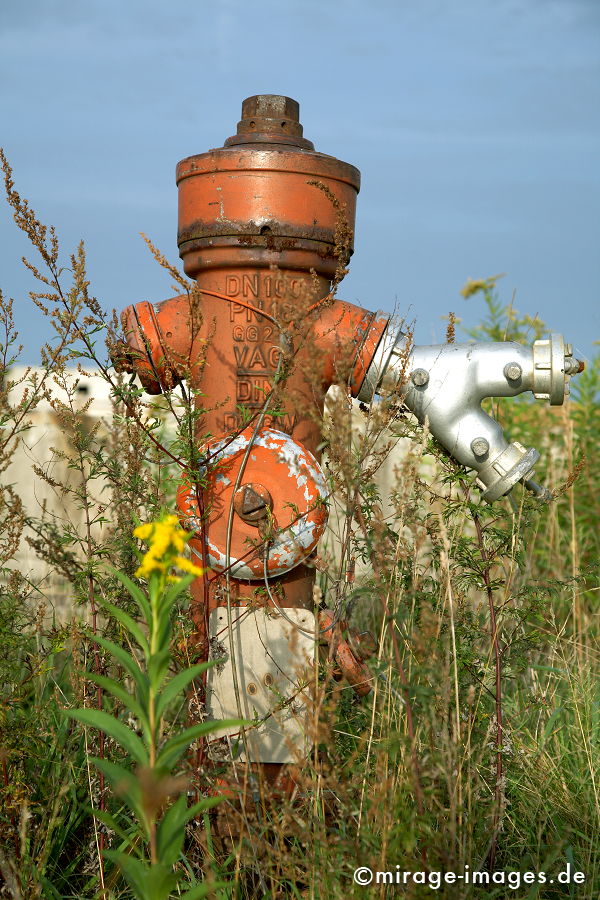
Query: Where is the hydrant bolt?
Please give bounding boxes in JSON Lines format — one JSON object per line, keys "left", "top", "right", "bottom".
{"left": 565, "top": 358, "right": 585, "bottom": 375}
{"left": 471, "top": 437, "right": 490, "bottom": 458}
{"left": 504, "top": 362, "right": 523, "bottom": 382}
{"left": 411, "top": 368, "right": 429, "bottom": 387}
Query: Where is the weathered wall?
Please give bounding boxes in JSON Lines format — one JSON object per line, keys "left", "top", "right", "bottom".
{"left": 3, "top": 368, "right": 114, "bottom": 616}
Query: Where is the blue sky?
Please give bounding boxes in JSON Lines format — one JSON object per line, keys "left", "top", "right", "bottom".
{"left": 1, "top": 0, "right": 599, "bottom": 363}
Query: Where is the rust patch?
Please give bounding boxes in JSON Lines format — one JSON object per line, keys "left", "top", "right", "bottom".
{"left": 178, "top": 217, "right": 338, "bottom": 247}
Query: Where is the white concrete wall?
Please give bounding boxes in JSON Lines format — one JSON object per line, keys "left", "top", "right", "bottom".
{"left": 3, "top": 367, "right": 114, "bottom": 614}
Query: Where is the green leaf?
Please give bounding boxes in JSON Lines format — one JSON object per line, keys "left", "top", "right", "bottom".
{"left": 92, "top": 807, "right": 142, "bottom": 852}
{"left": 110, "top": 567, "right": 153, "bottom": 622}
{"left": 38, "top": 877, "right": 62, "bottom": 900}
{"left": 155, "top": 613, "right": 174, "bottom": 658}
{"left": 90, "top": 757, "right": 147, "bottom": 829}
{"left": 156, "top": 720, "right": 246, "bottom": 770}
{"left": 180, "top": 882, "right": 230, "bottom": 900}
{"left": 110, "top": 858, "right": 179, "bottom": 900}
{"left": 148, "top": 646, "right": 172, "bottom": 692}
{"left": 100, "top": 600, "right": 150, "bottom": 655}
{"left": 89, "top": 632, "right": 150, "bottom": 704}
{"left": 542, "top": 707, "right": 565, "bottom": 745}
{"left": 102, "top": 852, "right": 154, "bottom": 900}
{"left": 530, "top": 664, "right": 566, "bottom": 675}
{"left": 155, "top": 661, "right": 215, "bottom": 721}
{"left": 85, "top": 671, "right": 151, "bottom": 742}
{"left": 155, "top": 794, "right": 224, "bottom": 868}
{"left": 184, "top": 794, "right": 223, "bottom": 822}
{"left": 163, "top": 572, "right": 196, "bottom": 606}
{"left": 89, "top": 756, "right": 138, "bottom": 794}
{"left": 69, "top": 708, "right": 148, "bottom": 766}
{"left": 156, "top": 794, "right": 187, "bottom": 867}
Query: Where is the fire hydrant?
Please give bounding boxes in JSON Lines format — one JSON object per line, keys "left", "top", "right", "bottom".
{"left": 114, "top": 95, "right": 583, "bottom": 784}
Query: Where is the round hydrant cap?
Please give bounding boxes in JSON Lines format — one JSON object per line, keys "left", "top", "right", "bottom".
{"left": 177, "top": 427, "right": 329, "bottom": 580}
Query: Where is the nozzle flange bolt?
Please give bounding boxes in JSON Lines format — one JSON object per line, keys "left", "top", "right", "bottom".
{"left": 565, "top": 357, "right": 585, "bottom": 375}
{"left": 411, "top": 368, "right": 429, "bottom": 387}
{"left": 504, "top": 362, "right": 522, "bottom": 382}
{"left": 471, "top": 437, "right": 490, "bottom": 458}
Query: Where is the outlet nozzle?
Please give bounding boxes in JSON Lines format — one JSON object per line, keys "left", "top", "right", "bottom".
{"left": 357, "top": 324, "right": 584, "bottom": 502}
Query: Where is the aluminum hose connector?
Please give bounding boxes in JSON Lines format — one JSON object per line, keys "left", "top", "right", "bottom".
{"left": 357, "top": 320, "right": 584, "bottom": 502}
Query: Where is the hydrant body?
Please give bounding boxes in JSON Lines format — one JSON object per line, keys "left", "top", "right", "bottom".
{"left": 120, "top": 97, "right": 386, "bottom": 774}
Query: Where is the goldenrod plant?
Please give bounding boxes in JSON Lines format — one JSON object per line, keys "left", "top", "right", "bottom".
{"left": 68, "top": 515, "right": 240, "bottom": 900}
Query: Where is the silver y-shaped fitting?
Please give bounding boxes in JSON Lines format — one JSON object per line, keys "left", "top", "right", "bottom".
{"left": 357, "top": 321, "right": 584, "bottom": 502}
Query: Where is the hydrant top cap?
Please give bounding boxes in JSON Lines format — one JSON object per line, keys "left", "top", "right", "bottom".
{"left": 224, "top": 93, "right": 315, "bottom": 150}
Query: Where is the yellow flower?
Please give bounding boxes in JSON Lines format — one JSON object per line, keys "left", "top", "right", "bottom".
{"left": 173, "top": 556, "right": 204, "bottom": 577}
{"left": 135, "top": 555, "right": 168, "bottom": 578}
{"left": 460, "top": 278, "right": 488, "bottom": 299}
{"left": 134, "top": 514, "right": 204, "bottom": 580}
{"left": 133, "top": 523, "right": 154, "bottom": 541}
{"left": 460, "top": 273, "right": 505, "bottom": 299}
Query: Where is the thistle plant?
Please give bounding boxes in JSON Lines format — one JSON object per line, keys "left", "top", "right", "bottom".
{"left": 68, "top": 515, "right": 240, "bottom": 900}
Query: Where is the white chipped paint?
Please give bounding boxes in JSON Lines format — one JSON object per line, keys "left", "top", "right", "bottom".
{"left": 206, "top": 536, "right": 255, "bottom": 580}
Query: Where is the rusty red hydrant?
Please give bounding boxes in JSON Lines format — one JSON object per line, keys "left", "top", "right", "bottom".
{"left": 116, "top": 95, "right": 383, "bottom": 786}
{"left": 114, "top": 94, "right": 582, "bottom": 787}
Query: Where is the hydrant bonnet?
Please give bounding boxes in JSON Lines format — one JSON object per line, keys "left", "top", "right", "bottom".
{"left": 176, "top": 95, "right": 361, "bottom": 282}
